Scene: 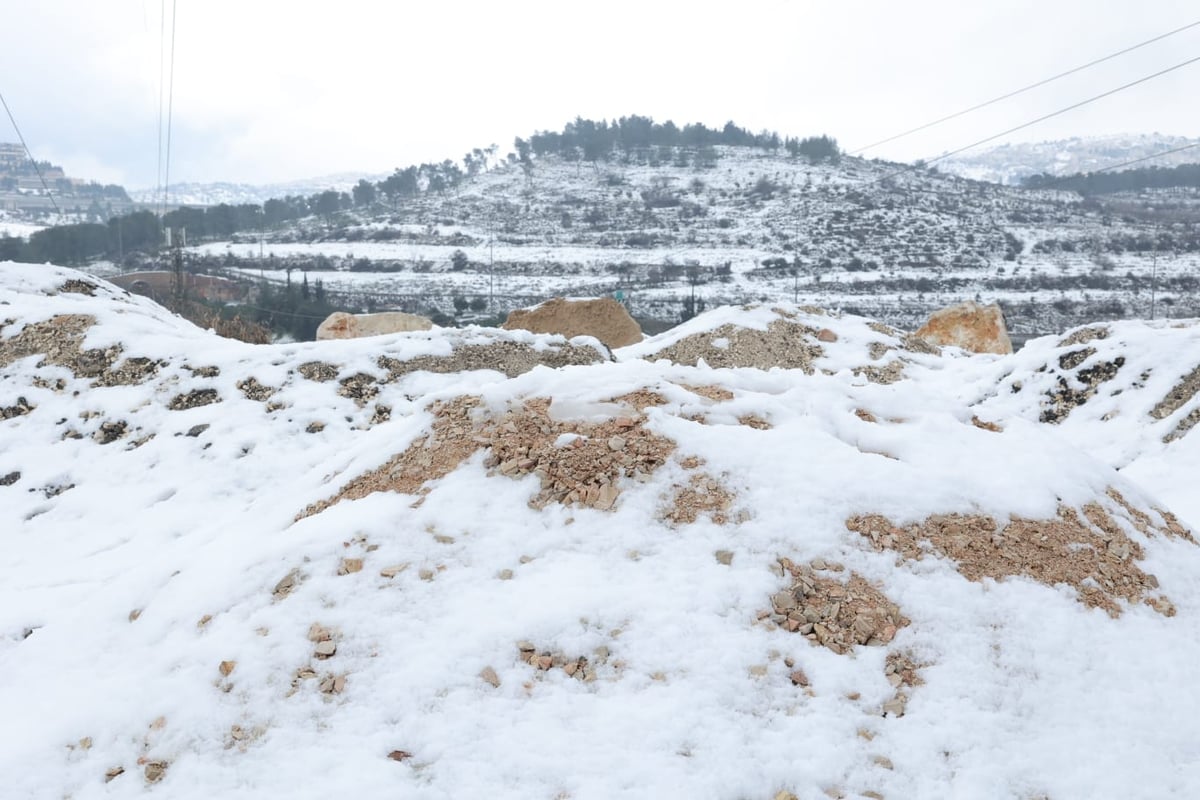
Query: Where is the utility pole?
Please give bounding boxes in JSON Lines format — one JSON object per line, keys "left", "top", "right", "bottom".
{"left": 168, "top": 227, "right": 186, "bottom": 306}
{"left": 1150, "top": 222, "right": 1159, "bottom": 321}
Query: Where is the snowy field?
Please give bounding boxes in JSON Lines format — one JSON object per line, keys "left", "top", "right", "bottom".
{"left": 4, "top": 263, "right": 1200, "bottom": 798}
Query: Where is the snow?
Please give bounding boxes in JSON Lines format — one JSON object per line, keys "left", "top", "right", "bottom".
{"left": 4, "top": 263, "right": 1200, "bottom": 798}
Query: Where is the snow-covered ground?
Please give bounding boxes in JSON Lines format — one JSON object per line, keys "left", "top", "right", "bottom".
{"left": 5, "top": 263, "right": 1200, "bottom": 798}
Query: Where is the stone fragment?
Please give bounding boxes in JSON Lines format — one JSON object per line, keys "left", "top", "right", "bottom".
{"left": 317, "top": 311, "right": 433, "bottom": 340}
{"left": 143, "top": 760, "right": 168, "bottom": 784}
{"left": 105, "top": 766, "right": 124, "bottom": 782}
{"left": 502, "top": 296, "right": 640, "bottom": 349}
{"left": 315, "top": 640, "right": 337, "bottom": 658}
{"left": 380, "top": 563, "right": 409, "bottom": 578}
{"left": 387, "top": 750, "right": 413, "bottom": 762}
{"left": 480, "top": 666, "right": 501, "bottom": 688}
{"left": 914, "top": 300, "right": 1012, "bottom": 355}
{"left": 338, "top": 557, "right": 363, "bottom": 575}
{"left": 816, "top": 328, "right": 838, "bottom": 343}
{"left": 218, "top": 660, "right": 236, "bottom": 676}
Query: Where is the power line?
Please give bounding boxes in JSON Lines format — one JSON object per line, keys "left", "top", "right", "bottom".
{"left": 852, "top": 18, "right": 1200, "bottom": 155}
{"left": 0, "top": 90, "right": 62, "bottom": 216}
{"left": 163, "top": 0, "right": 178, "bottom": 213}
{"left": 156, "top": 0, "right": 166, "bottom": 216}
{"left": 875, "top": 53, "right": 1200, "bottom": 184}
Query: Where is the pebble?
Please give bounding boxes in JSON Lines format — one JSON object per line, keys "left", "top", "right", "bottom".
{"left": 218, "top": 660, "right": 236, "bottom": 676}
{"left": 479, "top": 666, "right": 501, "bottom": 688}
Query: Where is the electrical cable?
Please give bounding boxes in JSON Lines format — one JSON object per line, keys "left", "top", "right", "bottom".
{"left": 875, "top": 53, "right": 1200, "bottom": 184}
{"left": 852, "top": 18, "right": 1200, "bottom": 154}
{"left": 0, "top": 89, "right": 62, "bottom": 215}
{"left": 163, "top": 0, "right": 177, "bottom": 212}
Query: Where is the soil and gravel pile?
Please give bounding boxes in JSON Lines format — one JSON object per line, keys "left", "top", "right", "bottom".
{"left": 502, "top": 296, "right": 642, "bottom": 349}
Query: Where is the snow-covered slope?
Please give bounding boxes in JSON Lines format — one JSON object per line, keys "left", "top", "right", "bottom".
{"left": 129, "top": 173, "right": 390, "bottom": 207}
{"left": 939, "top": 133, "right": 1200, "bottom": 185}
{"left": 5, "top": 264, "right": 1200, "bottom": 799}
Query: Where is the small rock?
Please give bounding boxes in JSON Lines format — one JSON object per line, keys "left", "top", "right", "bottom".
{"left": 185, "top": 424, "right": 209, "bottom": 438}
{"left": 379, "top": 563, "right": 409, "bottom": 578}
{"left": 315, "top": 640, "right": 337, "bottom": 658}
{"left": 607, "top": 436, "right": 627, "bottom": 451}
{"left": 387, "top": 750, "right": 413, "bottom": 762}
{"left": 128, "top": 609, "right": 141, "bottom": 622}
{"left": 218, "top": 660, "right": 236, "bottom": 677}
{"left": 789, "top": 669, "right": 810, "bottom": 687}
{"left": 143, "top": 760, "right": 168, "bottom": 784}
{"left": 272, "top": 570, "right": 299, "bottom": 599}
{"left": 307, "top": 623, "right": 332, "bottom": 642}
{"left": 714, "top": 550, "right": 734, "bottom": 565}
{"left": 534, "top": 655, "right": 553, "bottom": 670}
{"left": 0, "top": 471, "right": 20, "bottom": 487}
{"left": 872, "top": 755, "right": 894, "bottom": 770}
{"left": 104, "top": 766, "right": 124, "bottom": 782}
{"left": 338, "top": 557, "right": 364, "bottom": 575}
{"left": 497, "top": 568, "right": 514, "bottom": 580}
{"left": 480, "top": 666, "right": 501, "bottom": 688}
{"left": 882, "top": 695, "right": 907, "bottom": 717}
{"left": 816, "top": 328, "right": 838, "bottom": 343}
{"left": 306, "top": 421, "right": 326, "bottom": 434}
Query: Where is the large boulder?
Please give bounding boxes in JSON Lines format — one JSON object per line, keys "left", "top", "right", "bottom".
{"left": 915, "top": 300, "right": 1012, "bottom": 354}
{"left": 502, "top": 296, "right": 642, "bottom": 349}
{"left": 316, "top": 311, "right": 433, "bottom": 340}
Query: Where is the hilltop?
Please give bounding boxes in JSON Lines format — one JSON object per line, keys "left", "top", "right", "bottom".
{"left": 4, "top": 264, "right": 1200, "bottom": 798}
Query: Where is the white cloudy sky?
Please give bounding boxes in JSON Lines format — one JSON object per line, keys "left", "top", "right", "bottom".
{"left": 2, "top": 0, "right": 1197, "bottom": 188}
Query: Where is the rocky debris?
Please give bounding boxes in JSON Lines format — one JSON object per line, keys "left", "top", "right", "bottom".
{"left": 0, "top": 471, "right": 19, "bottom": 486}
{"left": 639, "top": 317, "right": 824, "bottom": 372}
{"left": 0, "top": 314, "right": 124, "bottom": 384}
{"left": 58, "top": 279, "right": 98, "bottom": 296}
{"left": 847, "top": 492, "right": 1190, "bottom": 617}
{"left": 662, "top": 471, "right": 736, "bottom": 525}
{"left": 376, "top": 336, "right": 608, "bottom": 382}
{"left": 387, "top": 749, "right": 413, "bottom": 762}
{"left": 1164, "top": 408, "right": 1200, "bottom": 443}
{"left": 337, "top": 558, "right": 363, "bottom": 575}
{"left": 914, "top": 300, "right": 1012, "bottom": 355}
{"left": 218, "top": 660, "right": 237, "bottom": 677}
{"left": 1040, "top": 356, "right": 1125, "bottom": 423}
{"left": 885, "top": 652, "right": 923, "bottom": 690}
{"left": 852, "top": 361, "right": 907, "bottom": 385}
{"left": 337, "top": 372, "right": 379, "bottom": 405}
{"left": 1150, "top": 364, "right": 1200, "bottom": 424}
{"left": 738, "top": 414, "right": 772, "bottom": 430}
{"left": 225, "top": 724, "right": 265, "bottom": 752}
{"left": 104, "top": 766, "right": 125, "bottom": 782}
{"left": 41, "top": 481, "right": 75, "bottom": 498}
{"left": 299, "top": 392, "right": 675, "bottom": 519}
{"left": 316, "top": 310, "right": 434, "bottom": 340}
{"left": 305, "top": 421, "right": 325, "bottom": 434}
{"left": 1059, "top": 325, "right": 1109, "bottom": 347}
{"left": 168, "top": 388, "right": 220, "bottom": 411}
{"left": 770, "top": 559, "right": 908, "bottom": 654}
{"left": 98, "top": 356, "right": 160, "bottom": 387}
{"left": 236, "top": 377, "right": 275, "bottom": 402}
{"left": 370, "top": 404, "right": 391, "bottom": 425}
{"left": 715, "top": 550, "right": 734, "bottom": 565}
{"left": 185, "top": 424, "right": 209, "bottom": 438}
{"left": 1, "top": 395, "right": 33, "bottom": 419}
{"left": 502, "top": 296, "right": 642, "bottom": 349}
{"left": 517, "top": 641, "right": 605, "bottom": 683}
{"left": 479, "top": 666, "right": 501, "bottom": 688}
{"left": 184, "top": 365, "right": 220, "bottom": 378}
{"left": 679, "top": 383, "right": 734, "bottom": 402}
{"left": 379, "top": 563, "right": 409, "bottom": 578}
{"left": 297, "top": 361, "right": 339, "bottom": 382}
{"left": 318, "top": 673, "right": 347, "bottom": 695}
{"left": 1058, "top": 348, "right": 1095, "bottom": 371}
{"left": 94, "top": 420, "right": 128, "bottom": 444}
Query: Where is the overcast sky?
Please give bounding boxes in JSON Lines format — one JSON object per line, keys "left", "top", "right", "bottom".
{"left": 2, "top": 1, "right": 1197, "bottom": 189}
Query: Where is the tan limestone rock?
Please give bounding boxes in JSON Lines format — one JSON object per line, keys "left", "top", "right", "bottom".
{"left": 914, "top": 301, "right": 1012, "bottom": 355}
{"left": 316, "top": 311, "right": 433, "bottom": 341}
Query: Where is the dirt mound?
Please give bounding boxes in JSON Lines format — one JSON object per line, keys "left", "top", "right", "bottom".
{"left": 502, "top": 297, "right": 642, "bottom": 349}
{"left": 641, "top": 317, "right": 825, "bottom": 372}
{"left": 298, "top": 391, "right": 676, "bottom": 520}
{"left": 0, "top": 314, "right": 162, "bottom": 386}
{"left": 847, "top": 490, "right": 1192, "bottom": 617}
{"left": 377, "top": 336, "right": 608, "bottom": 379}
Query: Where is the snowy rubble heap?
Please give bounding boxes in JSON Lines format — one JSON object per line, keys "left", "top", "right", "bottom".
{"left": 4, "top": 263, "right": 1200, "bottom": 799}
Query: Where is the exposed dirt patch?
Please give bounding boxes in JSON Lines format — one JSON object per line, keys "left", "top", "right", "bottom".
{"left": 58, "top": 279, "right": 98, "bottom": 296}
{"left": 662, "top": 471, "right": 736, "bottom": 525}
{"left": 168, "top": 388, "right": 221, "bottom": 411}
{"left": 298, "top": 392, "right": 675, "bottom": 520}
{"left": 0, "top": 471, "right": 20, "bottom": 486}
{"left": 1150, "top": 364, "right": 1200, "bottom": 422}
{"left": 1059, "top": 326, "right": 1109, "bottom": 347}
{"left": 94, "top": 420, "right": 128, "bottom": 444}
{"left": 852, "top": 361, "right": 906, "bottom": 385}
{"left": 738, "top": 413, "right": 772, "bottom": 430}
{"left": 184, "top": 365, "right": 220, "bottom": 378}
{"left": 237, "top": 377, "right": 275, "bottom": 401}
{"left": 298, "top": 361, "right": 339, "bottom": 382}
{"left": 1040, "top": 356, "right": 1125, "bottom": 423}
{"left": 680, "top": 383, "right": 734, "bottom": 402}
{"left": 376, "top": 338, "right": 607, "bottom": 381}
{"left": 970, "top": 415, "right": 1002, "bottom": 432}
{"left": 642, "top": 318, "right": 824, "bottom": 372}
{"left": 770, "top": 559, "right": 908, "bottom": 654}
{"left": 337, "top": 372, "right": 379, "bottom": 405}
{"left": 516, "top": 640, "right": 613, "bottom": 683}
{"left": 847, "top": 496, "right": 1187, "bottom": 617}
{"left": 1164, "top": 408, "right": 1200, "bottom": 443}
{"left": 1058, "top": 348, "right": 1095, "bottom": 371}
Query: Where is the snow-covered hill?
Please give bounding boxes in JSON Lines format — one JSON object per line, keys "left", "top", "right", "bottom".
{"left": 939, "top": 133, "right": 1200, "bottom": 186}
{"left": 5, "top": 264, "right": 1200, "bottom": 798}
{"left": 129, "top": 172, "right": 390, "bottom": 207}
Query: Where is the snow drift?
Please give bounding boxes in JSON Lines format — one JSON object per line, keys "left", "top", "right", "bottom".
{"left": 4, "top": 263, "right": 1200, "bottom": 799}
